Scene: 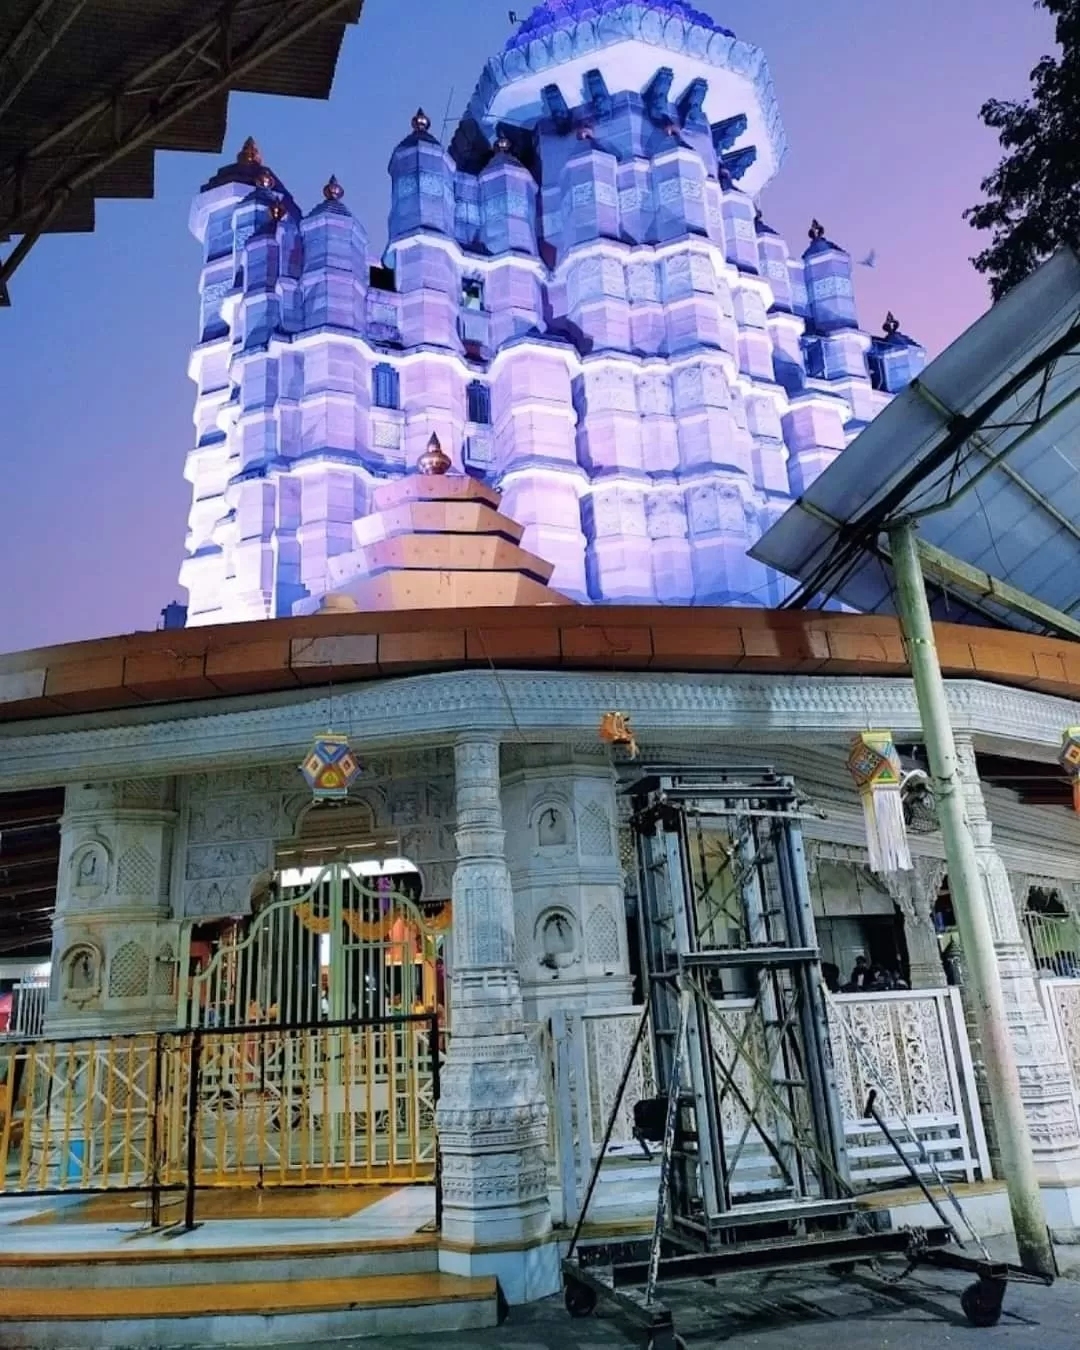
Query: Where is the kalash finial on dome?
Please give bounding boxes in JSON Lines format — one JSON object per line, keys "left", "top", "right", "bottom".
{"left": 808, "top": 219, "right": 826, "bottom": 241}
{"left": 323, "top": 174, "right": 344, "bottom": 201}
{"left": 883, "top": 311, "right": 901, "bottom": 338}
{"left": 417, "top": 432, "right": 451, "bottom": 475}
{"left": 237, "top": 136, "right": 262, "bottom": 165}
{"left": 411, "top": 107, "right": 431, "bottom": 134}
{"left": 255, "top": 167, "right": 275, "bottom": 190}
{"left": 494, "top": 133, "right": 513, "bottom": 154}
{"left": 269, "top": 199, "right": 287, "bottom": 223}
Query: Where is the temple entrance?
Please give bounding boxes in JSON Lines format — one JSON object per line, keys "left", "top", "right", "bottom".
{"left": 179, "top": 857, "right": 448, "bottom": 1032}
{"left": 173, "top": 830, "right": 449, "bottom": 1195}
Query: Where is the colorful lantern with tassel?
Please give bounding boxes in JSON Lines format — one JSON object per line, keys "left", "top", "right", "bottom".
{"left": 1059, "top": 728, "right": 1080, "bottom": 813}
{"left": 847, "top": 730, "right": 912, "bottom": 874}
{"left": 300, "top": 732, "right": 361, "bottom": 801}
{"left": 599, "top": 711, "right": 639, "bottom": 759}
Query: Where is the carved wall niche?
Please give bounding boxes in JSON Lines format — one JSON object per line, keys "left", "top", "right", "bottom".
{"left": 69, "top": 840, "right": 110, "bottom": 901}
{"left": 535, "top": 906, "right": 580, "bottom": 975}
{"left": 61, "top": 941, "right": 102, "bottom": 1007}
{"left": 525, "top": 790, "right": 574, "bottom": 857}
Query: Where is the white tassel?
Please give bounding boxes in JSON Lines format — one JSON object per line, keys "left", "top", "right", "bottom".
{"left": 859, "top": 784, "right": 912, "bottom": 874}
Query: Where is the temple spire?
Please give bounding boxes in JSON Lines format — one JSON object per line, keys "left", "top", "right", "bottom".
{"left": 237, "top": 136, "right": 262, "bottom": 165}
{"left": 418, "top": 433, "right": 451, "bottom": 475}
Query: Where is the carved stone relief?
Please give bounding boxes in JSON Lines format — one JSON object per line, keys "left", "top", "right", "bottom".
{"left": 153, "top": 942, "right": 177, "bottom": 999}
{"left": 584, "top": 902, "right": 621, "bottom": 966}
{"left": 181, "top": 753, "right": 457, "bottom": 918}
{"left": 108, "top": 941, "right": 150, "bottom": 999}
{"left": 116, "top": 844, "right": 156, "bottom": 897}
{"left": 579, "top": 801, "right": 614, "bottom": 856}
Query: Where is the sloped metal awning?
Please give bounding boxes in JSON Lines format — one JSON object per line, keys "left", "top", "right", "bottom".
{"left": 0, "top": 0, "right": 363, "bottom": 305}
{"left": 751, "top": 249, "right": 1080, "bottom": 638}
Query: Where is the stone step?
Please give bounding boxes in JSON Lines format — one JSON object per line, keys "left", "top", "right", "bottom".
{"left": 0, "top": 1271, "right": 498, "bottom": 1347}
{"left": 0, "top": 1234, "right": 439, "bottom": 1289}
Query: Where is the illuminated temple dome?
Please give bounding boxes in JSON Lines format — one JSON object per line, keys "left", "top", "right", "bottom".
{"left": 180, "top": 5, "right": 925, "bottom": 624}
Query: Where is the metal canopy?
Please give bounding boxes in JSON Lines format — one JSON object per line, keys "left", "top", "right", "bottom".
{"left": 0, "top": 0, "right": 362, "bottom": 305}
{"left": 751, "top": 248, "right": 1080, "bottom": 634}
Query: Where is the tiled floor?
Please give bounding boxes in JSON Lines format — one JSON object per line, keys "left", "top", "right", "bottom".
{"left": 0, "top": 1184, "right": 436, "bottom": 1255}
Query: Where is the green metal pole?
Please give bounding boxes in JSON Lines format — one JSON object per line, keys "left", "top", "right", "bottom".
{"left": 889, "top": 520, "right": 1054, "bottom": 1277}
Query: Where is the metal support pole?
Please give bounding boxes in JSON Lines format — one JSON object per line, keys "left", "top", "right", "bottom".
{"left": 889, "top": 519, "right": 1054, "bottom": 1277}
{"left": 183, "top": 1030, "right": 202, "bottom": 1232}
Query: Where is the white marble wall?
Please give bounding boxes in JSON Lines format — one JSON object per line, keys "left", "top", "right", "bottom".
{"left": 502, "top": 747, "right": 634, "bottom": 1020}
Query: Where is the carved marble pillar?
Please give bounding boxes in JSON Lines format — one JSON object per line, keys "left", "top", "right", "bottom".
{"left": 954, "top": 737, "right": 1080, "bottom": 1178}
{"left": 46, "top": 779, "right": 180, "bottom": 1037}
{"left": 883, "top": 857, "right": 948, "bottom": 990}
{"left": 435, "top": 736, "right": 551, "bottom": 1246}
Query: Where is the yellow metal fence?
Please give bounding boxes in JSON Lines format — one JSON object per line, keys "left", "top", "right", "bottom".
{"left": 0, "top": 1014, "right": 440, "bottom": 1218}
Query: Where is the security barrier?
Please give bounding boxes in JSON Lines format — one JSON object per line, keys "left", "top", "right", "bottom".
{"left": 0, "top": 1012, "right": 439, "bottom": 1224}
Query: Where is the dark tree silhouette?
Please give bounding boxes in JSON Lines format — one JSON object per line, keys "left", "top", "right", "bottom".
{"left": 967, "top": 1, "right": 1080, "bottom": 298}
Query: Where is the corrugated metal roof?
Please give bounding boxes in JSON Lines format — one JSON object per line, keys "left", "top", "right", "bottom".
{"left": 0, "top": 0, "right": 361, "bottom": 266}
{"left": 751, "top": 248, "right": 1080, "bottom": 632}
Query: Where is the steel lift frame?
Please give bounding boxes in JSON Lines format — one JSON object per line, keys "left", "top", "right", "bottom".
{"left": 560, "top": 766, "right": 1052, "bottom": 1350}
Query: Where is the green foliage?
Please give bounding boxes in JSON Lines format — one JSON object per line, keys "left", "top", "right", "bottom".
{"left": 967, "top": 0, "right": 1080, "bottom": 298}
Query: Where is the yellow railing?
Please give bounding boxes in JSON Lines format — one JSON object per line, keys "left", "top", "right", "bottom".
{"left": 0, "top": 1015, "right": 440, "bottom": 1210}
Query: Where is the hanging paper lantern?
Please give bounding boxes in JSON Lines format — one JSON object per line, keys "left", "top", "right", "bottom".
{"left": 847, "top": 730, "right": 912, "bottom": 875}
{"left": 1059, "top": 728, "right": 1080, "bottom": 813}
{"left": 599, "top": 711, "right": 639, "bottom": 758}
{"left": 300, "top": 732, "right": 361, "bottom": 801}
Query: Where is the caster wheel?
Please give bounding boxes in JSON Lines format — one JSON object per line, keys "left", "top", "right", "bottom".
{"left": 564, "top": 1279, "right": 597, "bottom": 1318}
{"left": 961, "top": 1278, "right": 1005, "bottom": 1328}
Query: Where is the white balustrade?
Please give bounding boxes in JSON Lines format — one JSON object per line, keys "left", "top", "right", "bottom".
{"left": 542, "top": 987, "right": 990, "bottom": 1224}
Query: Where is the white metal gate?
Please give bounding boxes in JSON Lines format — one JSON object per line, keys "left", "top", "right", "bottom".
{"left": 178, "top": 860, "right": 447, "bottom": 1030}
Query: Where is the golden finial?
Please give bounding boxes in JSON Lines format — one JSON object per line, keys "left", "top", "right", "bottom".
{"left": 883, "top": 311, "right": 900, "bottom": 337}
{"left": 417, "top": 432, "right": 451, "bottom": 475}
{"left": 269, "top": 200, "right": 286, "bottom": 222}
{"left": 808, "top": 219, "right": 826, "bottom": 241}
{"left": 494, "top": 133, "right": 512, "bottom": 154}
{"left": 323, "top": 174, "right": 344, "bottom": 201}
{"left": 237, "top": 136, "right": 262, "bottom": 165}
{"left": 411, "top": 108, "right": 431, "bottom": 134}
{"left": 255, "top": 168, "right": 275, "bottom": 190}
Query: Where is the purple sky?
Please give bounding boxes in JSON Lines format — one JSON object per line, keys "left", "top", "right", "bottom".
{"left": 0, "top": 0, "right": 1054, "bottom": 655}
